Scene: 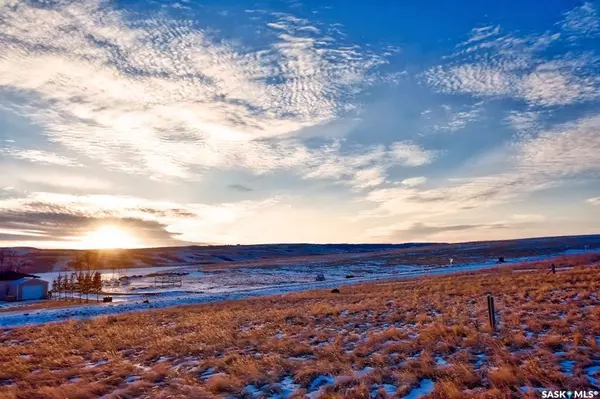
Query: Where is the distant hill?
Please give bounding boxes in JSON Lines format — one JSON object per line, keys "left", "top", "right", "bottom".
{"left": 0, "top": 243, "right": 436, "bottom": 273}
{"left": 3, "top": 234, "right": 599, "bottom": 274}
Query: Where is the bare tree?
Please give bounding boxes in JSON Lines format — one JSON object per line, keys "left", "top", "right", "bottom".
{"left": 51, "top": 276, "right": 58, "bottom": 300}
{"left": 55, "top": 274, "right": 62, "bottom": 300}
{"left": 74, "top": 251, "right": 103, "bottom": 272}
{"left": 106, "top": 249, "right": 131, "bottom": 278}
{"left": 0, "top": 249, "right": 17, "bottom": 271}
{"left": 93, "top": 271, "right": 102, "bottom": 302}
{"left": 69, "top": 273, "right": 77, "bottom": 300}
{"left": 0, "top": 250, "right": 31, "bottom": 272}
{"left": 8, "top": 257, "right": 31, "bottom": 273}
{"left": 75, "top": 272, "right": 84, "bottom": 302}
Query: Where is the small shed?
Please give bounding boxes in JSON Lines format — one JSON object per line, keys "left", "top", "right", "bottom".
{"left": 0, "top": 271, "right": 49, "bottom": 302}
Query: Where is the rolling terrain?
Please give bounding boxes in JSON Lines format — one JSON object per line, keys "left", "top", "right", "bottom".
{"left": 0, "top": 243, "right": 434, "bottom": 274}
{"left": 2, "top": 253, "right": 599, "bottom": 398}
{"left": 2, "top": 234, "right": 600, "bottom": 275}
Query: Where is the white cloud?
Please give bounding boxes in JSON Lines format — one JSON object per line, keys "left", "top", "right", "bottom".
{"left": 424, "top": 64, "right": 516, "bottom": 98}
{"left": 400, "top": 176, "right": 427, "bottom": 187}
{"left": 465, "top": 25, "right": 501, "bottom": 44}
{"left": 0, "top": 191, "right": 281, "bottom": 245}
{"left": 520, "top": 62, "right": 600, "bottom": 107}
{"left": 18, "top": 174, "right": 113, "bottom": 191}
{"left": 0, "top": 0, "right": 391, "bottom": 180}
{"left": 359, "top": 114, "right": 600, "bottom": 223}
{"left": 432, "top": 102, "right": 483, "bottom": 132}
{"left": 516, "top": 114, "right": 600, "bottom": 177}
{"left": 510, "top": 214, "right": 546, "bottom": 223}
{"left": 423, "top": 10, "right": 600, "bottom": 108}
{"left": 587, "top": 197, "right": 600, "bottom": 205}
{"left": 425, "top": 57, "right": 600, "bottom": 107}
{"left": 297, "top": 140, "right": 434, "bottom": 190}
{"left": 0, "top": 147, "right": 81, "bottom": 167}
{"left": 506, "top": 111, "right": 540, "bottom": 136}
{"left": 359, "top": 173, "right": 527, "bottom": 221}
{"left": 562, "top": 2, "right": 599, "bottom": 38}
{"left": 347, "top": 167, "right": 386, "bottom": 189}
{"left": 391, "top": 142, "right": 435, "bottom": 166}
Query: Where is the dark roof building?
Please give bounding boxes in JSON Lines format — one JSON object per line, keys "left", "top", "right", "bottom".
{"left": 0, "top": 271, "right": 40, "bottom": 281}
{"left": 0, "top": 271, "right": 48, "bottom": 302}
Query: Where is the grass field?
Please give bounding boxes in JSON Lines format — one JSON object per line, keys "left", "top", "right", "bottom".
{"left": 1, "top": 253, "right": 599, "bottom": 398}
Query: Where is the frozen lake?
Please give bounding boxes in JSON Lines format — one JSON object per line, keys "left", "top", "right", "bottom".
{"left": 36, "top": 265, "right": 183, "bottom": 289}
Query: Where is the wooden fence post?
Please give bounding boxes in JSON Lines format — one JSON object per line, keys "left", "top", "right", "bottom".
{"left": 487, "top": 294, "right": 496, "bottom": 331}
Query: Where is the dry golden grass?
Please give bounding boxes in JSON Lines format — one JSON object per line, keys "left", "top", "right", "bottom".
{"left": 1, "top": 254, "right": 599, "bottom": 398}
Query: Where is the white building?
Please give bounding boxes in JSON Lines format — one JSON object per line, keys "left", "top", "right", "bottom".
{"left": 0, "top": 271, "right": 49, "bottom": 301}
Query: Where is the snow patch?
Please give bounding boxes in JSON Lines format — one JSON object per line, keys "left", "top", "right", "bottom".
{"left": 309, "top": 375, "right": 335, "bottom": 391}
{"left": 84, "top": 359, "right": 108, "bottom": 368}
{"left": 242, "top": 384, "right": 261, "bottom": 397}
{"left": 370, "top": 383, "right": 397, "bottom": 397}
{"left": 404, "top": 379, "right": 435, "bottom": 399}
{"left": 199, "top": 368, "right": 226, "bottom": 380}
{"left": 586, "top": 365, "right": 600, "bottom": 387}
{"left": 474, "top": 353, "right": 486, "bottom": 367}
{"left": 125, "top": 375, "right": 140, "bottom": 384}
{"left": 308, "top": 375, "right": 335, "bottom": 398}
{"left": 435, "top": 355, "right": 448, "bottom": 366}
{"left": 271, "top": 376, "right": 301, "bottom": 399}
{"left": 560, "top": 360, "right": 575, "bottom": 376}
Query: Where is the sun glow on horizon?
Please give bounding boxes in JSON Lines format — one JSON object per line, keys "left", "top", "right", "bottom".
{"left": 78, "top": 226, "right": 140, "bottom": 249}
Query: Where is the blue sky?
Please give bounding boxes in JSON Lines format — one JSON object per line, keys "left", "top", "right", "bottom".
{"left": 0, "top": 0, "right": 599, "bottom": 248}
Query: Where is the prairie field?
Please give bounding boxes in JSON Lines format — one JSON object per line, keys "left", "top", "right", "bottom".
{"left": 1, "top": 253, "right": 600, "bottom": 398}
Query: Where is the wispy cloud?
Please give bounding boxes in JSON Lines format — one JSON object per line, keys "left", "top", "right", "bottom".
{"left": 1, "top": 1, "right": 599, "bottom": 247}
{"left": 516, "top": 114, "right": 600, "bottom": 177}
{"left": 0, "top": 147, "right": 81, "bottom": 167}
{"left": 562, "top": 2, "right": 599, "bottom": 38}
{"left": 0, "top": 0, "right": 391, "bottom": 180}
{"left": 228, "top": 184, "right": 254, "bottom": 192}
{"left": 423, "top": 6, "right": 600, "bottom": 108}
{"left": 431, "top": 103, "right": 483, "bottom": 132}
{"left": 0, "top": 192, "right": 281, "bottom": 245}
{"left": 368, "top": 221, "right": 509, "bottom": 241}
{"left": 587, "top": 197, "right": 600, "bottom": 206}
{"left": 505, "top": 111, "right": 541, "bottom": 138}
{"left": 464, "top": 25, "right": 501, "bottom": 44}
{"left": 391, "top": 142, "right": 435, "bottom": 166}
{"left": 300, "top": 140, "right": 435, "bottom": 190}
{"left": 510, "top": 214, "right": 546, "bottom": 223}
{"left": 360, "top": 113, "right": 600, "bottom": 223}
{"left": 400, "top": 176, "right": 427, "bottom": 187}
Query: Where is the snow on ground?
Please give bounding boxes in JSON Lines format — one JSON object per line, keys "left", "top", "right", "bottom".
{"left": 278, "top": 376, "right": 302, "bottom": 399}
{"left": 435, "top": 355, "right": 448, "bottom": 366}
{"left": 404, "top": 378, "right": 435, "bottom": 399}
{"left": 0, "top": 249, "right": 595, "bottom": 328}
{"left": 370, "top": 383, "right": 397, "bottom": 398}
{"left": 199, "top": 368, "right": 226, "bottom": 381}
{"left": 586, "top": 365, "right": 600, "bottom": 388}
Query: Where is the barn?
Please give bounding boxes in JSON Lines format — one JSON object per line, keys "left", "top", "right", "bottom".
{"left": 0, "top": 271, "right": 49, "bottom": 302}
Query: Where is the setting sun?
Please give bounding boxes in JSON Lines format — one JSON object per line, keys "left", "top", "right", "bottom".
{"left": 78, "top": 226, "right": 139, "bottom": 249}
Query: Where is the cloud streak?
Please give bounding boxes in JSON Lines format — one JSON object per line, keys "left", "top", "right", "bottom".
{"left": 0, "top": 191, "right": 281, "bottom": 246}
{"left": 0, "top": 147, "right": 81, "bottom": 167}
{"left": 1, "top": 1, "right": 599, "bottom": 247}
{"left": 423, "top": 5, "right": 600, "bottom": 108}
{"left": 0, "top": 0, "right": 392, "bottom": 181}
{"left": 360, "top": 113, "right": 600, "bottom": 223}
